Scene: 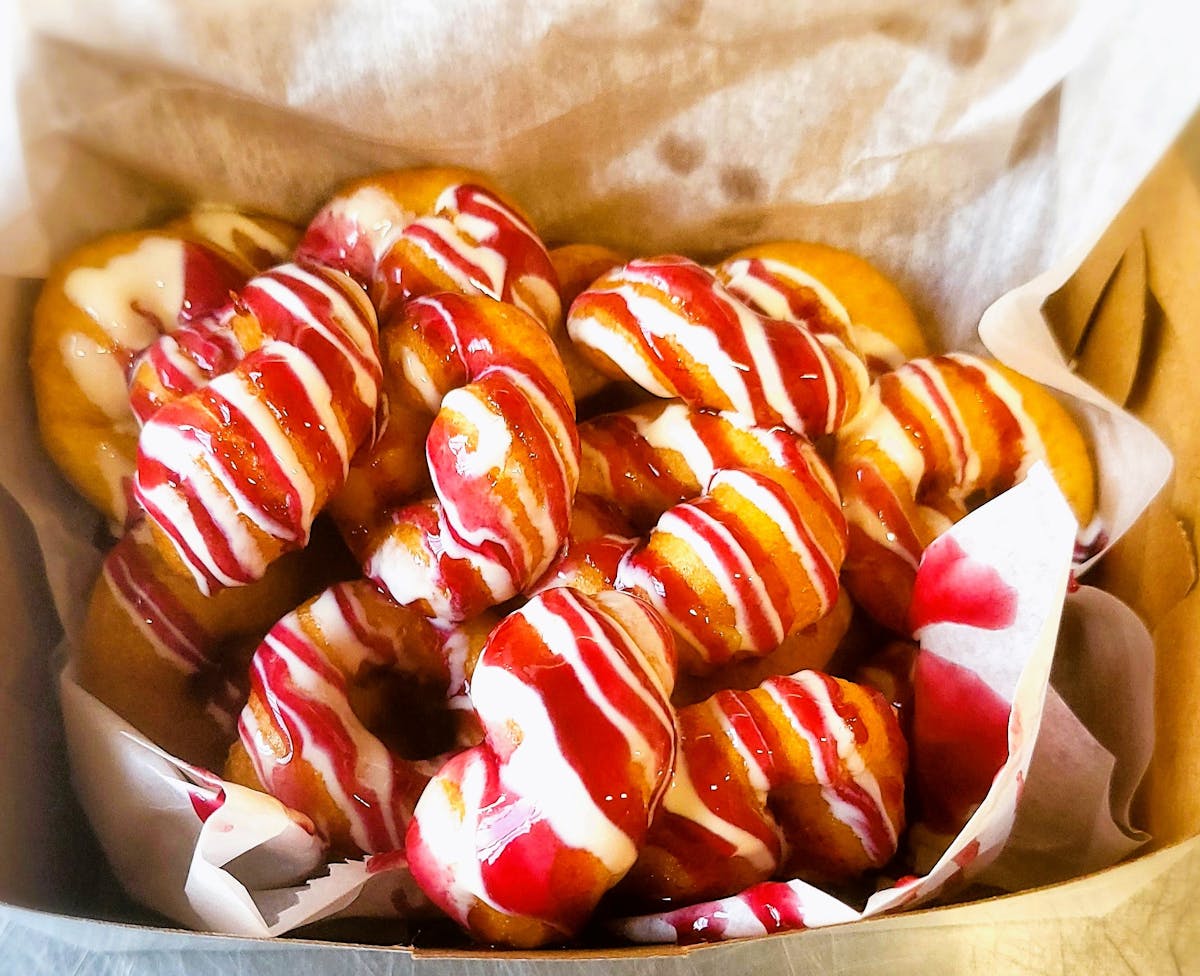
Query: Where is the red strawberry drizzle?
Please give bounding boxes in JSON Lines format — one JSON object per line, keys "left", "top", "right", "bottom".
{"left": 179, "top": 242, "right": 245, "bottom": 325}
{"left": 188, "top": 784, "right": 226, "bottom": 823}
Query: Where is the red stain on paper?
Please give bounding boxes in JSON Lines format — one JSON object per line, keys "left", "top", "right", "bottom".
{"left": 908, "top": 536, "right": 1017, "bottom": 634}
{"left": 911, "top": 651, "right": 1010, "bottom": 834}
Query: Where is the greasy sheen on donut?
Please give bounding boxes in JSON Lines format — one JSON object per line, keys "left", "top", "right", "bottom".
{"left": 836, "top": 352, "right": 1096, "bottom": 633}
{"left": 296, "top": 166, "right": 560, "bottom": 327}
{"left": 406, "top": 587, "right": 678, "bottom": 948}
{"left": 618, "top": 670, "right": 907, "bottom": 908}
{"left": 561, "top": 401, "right": 846, "bottom": 673}
{"left": 567, "top": 255, "right": 869, "bottom": 437}
{"left": 78, "top": 523, "right": 317, "bottom": 770}
{"left": 135, "top": 263, "right": 381, "bottom": 594}
{"left": 360, "top": 293, "right": 580, "bottom": 622}
{"left": 715, "top": 241, "right": 927, "bottom": 376}
{"left": 31, "top": 214, "right": 294, "bottom": 524}
{"left": 226, "top": 580, "right": 496, "bottom": 857}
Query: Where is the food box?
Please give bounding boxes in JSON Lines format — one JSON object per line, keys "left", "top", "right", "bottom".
{"left": 2, "top": 1, "right": 1200, "bottom": 970}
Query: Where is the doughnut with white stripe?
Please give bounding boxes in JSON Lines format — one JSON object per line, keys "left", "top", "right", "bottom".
{"left": 541, "top": 402, "right": 846, "bottom": 673}
{"left": 835, "top": 353, "right": 1096, "bottom": 632}
{"left": 715, "top": 240, "right": 928, "bottom": 377}
{"left": 226, "top": 580, "right": 496, "bottom": 857}
{"left": 134, "top": 262, "right": 381, "bottom": 594}
{"left": 360, "top": 293, "right": 580, "bottom": 623}
{"left": 295, "top": 166, "right": 560, "bottom": 328}
{"left": 406, "top": 587, "right": 678, "bottom": 948}
{"left": 76, "top": 523, "right": 317, "bottom": 770}
{"left": 566, "top": 255, "right": 869, "bottom": 437}
{"left": 617, "top": 670, "right": 907, "bottom": 907}
{"left": 31, "top": 216, "right": 291, "bottom": 525}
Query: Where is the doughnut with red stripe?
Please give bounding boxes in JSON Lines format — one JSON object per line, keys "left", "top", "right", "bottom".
{"left": 715, "top": 241, "right": 927, "bottom": 377}
{"left": 134, "top": 262, "right": 382, "bottom": 594}
{"left": 31, "top": 210, "right": 294, "bottom": 525}
{"left": 836, "top": 353, "right": 1096, "bottom": 633}
{"left": 406, "top": 587, "right": 678, "bottom": 948}
{"left": 358, "top": 293, "right": 580, "bottom": 622}
{"left": 566, "top": 255, "right": 869, "bottom": 437}
{"left": 544, "top": 401, "right": 846, "bottom": 673}
{"left": 295, "top": 166, "right": 560, "bottom": 328}
{"left": 618, "top": 670, "right": 907, "bottom": 907}
{"left": 225, "top": 580, "right": 496, "bottom": 857}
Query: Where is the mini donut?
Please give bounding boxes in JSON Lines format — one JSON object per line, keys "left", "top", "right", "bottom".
{"left": 225, "top": 580, "right": 497, "bottom": 858}
{"left": 296, "top": 166, "right": 560, "bottom": 327}
{"left": 566, "top": 255, "right": 869, "bottom": 438}
{"left": 358, "top": 293, "right": 580, "bottom": 622}
{"left": 77, "top": 523, "right": 321, "bottom": 770}
{"left": 617, "top": 670, "right": 907, "bottom": 908}
{"left": 31, "top": 213, "right": 292, "bottom": 524}
{"left": 406, "top": 587, "right": 678, "bottom": 948}
{"left": 836, "top": 352, "right": 1096, "bottom": 633}
{"left": 134, "top": 262, "right": 382, "bottom": 594}
{"left": 716, "top": 241, "right": 928, "bottom": 375}
{"left": 556, "top": 401, "right": 846, "bottom": 673}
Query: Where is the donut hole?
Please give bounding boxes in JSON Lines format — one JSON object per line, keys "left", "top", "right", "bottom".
{"left": 346, "top": 669, "right": 473, "bottom": 761}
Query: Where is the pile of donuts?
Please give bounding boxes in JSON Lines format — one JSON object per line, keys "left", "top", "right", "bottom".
{"left": 31, "top": 167, "right": 1097, "bottom": 948}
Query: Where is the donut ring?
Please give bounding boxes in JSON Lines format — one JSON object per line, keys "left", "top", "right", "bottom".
{"left": 716, "top": 241, "right": 927, "bottom": 376}
{"left": 555, "top": 401, "right": 846, "bottom": 673}
{"left": 77, "top": 523, "right": 319, "bottom": 770}
{"left": 406, "top": 586, "right": 678, "bottom": 948}
{"left": 31, "top": 211, "right": 294, "bottom": 524}
{"left": 566, "top": 255, "right": 869, "bottom": 438}
{"left": 134, "top": 262, "right": 382, "bottom": 594}
{"left": 296, "top": 166, "right": 560, "bottom": 327}
{"left": 225, "top": 580, "right": 496, "bottom": 857}
{"left": 359, "top": 293, "right": 580, "bottom": 622}
{"left": 836, "top": 352, "right": 1096, "bottom": 632}
{"left": 618, "top": 670, "right": 907, "bottom": 907}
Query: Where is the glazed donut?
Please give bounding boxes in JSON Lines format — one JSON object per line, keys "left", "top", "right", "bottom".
{"left": 836, "top": 353, "right": 1096, "bottom": 633}
{"left": 406, "top": 587, "right": 678, "bottom": 948}
{"left": 358, "top": 293, "right": 580, "bottom": 622}
{"left": 558, "top": 401, "right": 846, "bottom": 673}
{"left": 296, "top": 166, "right": 560, "bottom": 327}
{"left": 77, "top": 522, "right": 319, "bottom": 770}
{"left": 225, "top": 580, "right": 496, "bottom": 857}
{"left": 134, "top": 262, "right": 382, "bottom": 594}
{"left": 617, "top": 670, "right": 907, "bottom": 908}
{"left": 566, "top": 255, "right": 869, "bottom": 438}
{"left": 715, "top": 241, "right": 927, "bottom": 376}
{"left": 31, "top": 211, "right": 294, "bottom": 524}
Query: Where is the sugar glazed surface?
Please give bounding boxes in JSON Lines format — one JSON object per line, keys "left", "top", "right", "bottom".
{"left": 30, "top": 167, "right": 1097, "bottom": 948}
